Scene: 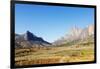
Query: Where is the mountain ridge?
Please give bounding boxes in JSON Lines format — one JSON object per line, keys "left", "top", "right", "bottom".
{"left": 53, "top": 24, "right": 94, "bottom": 45}
{"left": 15, "top": 24, "right": 94, "bottom": 48}
{"left": 15, "top": 31, "right": 51, "bottom": 48}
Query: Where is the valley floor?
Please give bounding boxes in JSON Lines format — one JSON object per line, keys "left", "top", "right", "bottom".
{"left": 15, "top": 44, "right": 94, "bottom": 66}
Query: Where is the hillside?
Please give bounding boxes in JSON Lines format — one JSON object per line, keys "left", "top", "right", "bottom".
{"left": 15, "top": 31, "right": 51, "bottom": 48}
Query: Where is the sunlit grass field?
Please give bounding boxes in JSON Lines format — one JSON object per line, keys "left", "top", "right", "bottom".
{"left": 15, "top": 43, "right": 94, "bottom": 66}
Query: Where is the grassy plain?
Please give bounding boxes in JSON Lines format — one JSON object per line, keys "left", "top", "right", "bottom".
{"left": 15, "top": 43, "right": 94, "bottom": 66}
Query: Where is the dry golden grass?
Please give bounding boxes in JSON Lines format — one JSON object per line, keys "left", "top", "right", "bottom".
{"left": 15, "top": 44, "right": 94, "bottom": 66}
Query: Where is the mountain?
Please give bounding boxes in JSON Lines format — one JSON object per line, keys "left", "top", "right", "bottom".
{"left": 15, "top": 31, "right": 51, "bottom": 48}
{"left": 53, "top": 24, "right": 94, "bottom": 45}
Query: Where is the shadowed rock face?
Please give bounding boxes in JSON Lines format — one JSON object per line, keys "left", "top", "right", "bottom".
{"left": 15, "top": 31, "right": 51, "bottom": 48}
{"left": 24, "top": 31, "right": 37, "bottom": 41}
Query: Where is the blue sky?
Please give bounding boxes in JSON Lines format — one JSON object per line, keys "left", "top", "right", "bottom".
{"left": 15, "top": 4, "right": 94, "bottom": 42}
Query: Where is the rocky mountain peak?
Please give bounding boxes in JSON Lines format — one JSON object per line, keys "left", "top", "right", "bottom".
{"left": 15, "top": 31, "right": 51, "bottom": 48}
{"left": 87, "top": 24, "right": 94, "bottom": 35}
{"left": 70, "top": 26, "right": 82, "bottom": 37}
{"left": 24, "top": 30, "right": 37, "bottom": 41}
{"left": 53, "top": 24, "right": 94, "bottom": 45}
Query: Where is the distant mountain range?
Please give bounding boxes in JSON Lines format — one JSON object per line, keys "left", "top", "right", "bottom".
{"left": 15, "top": 24, "right": 94, "bottom": 48}
{"left": 53, "top": 24, "right": 94, "bottom": 45}
{"left": 15, "top": 31, "right": 51, "bottom": 48}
